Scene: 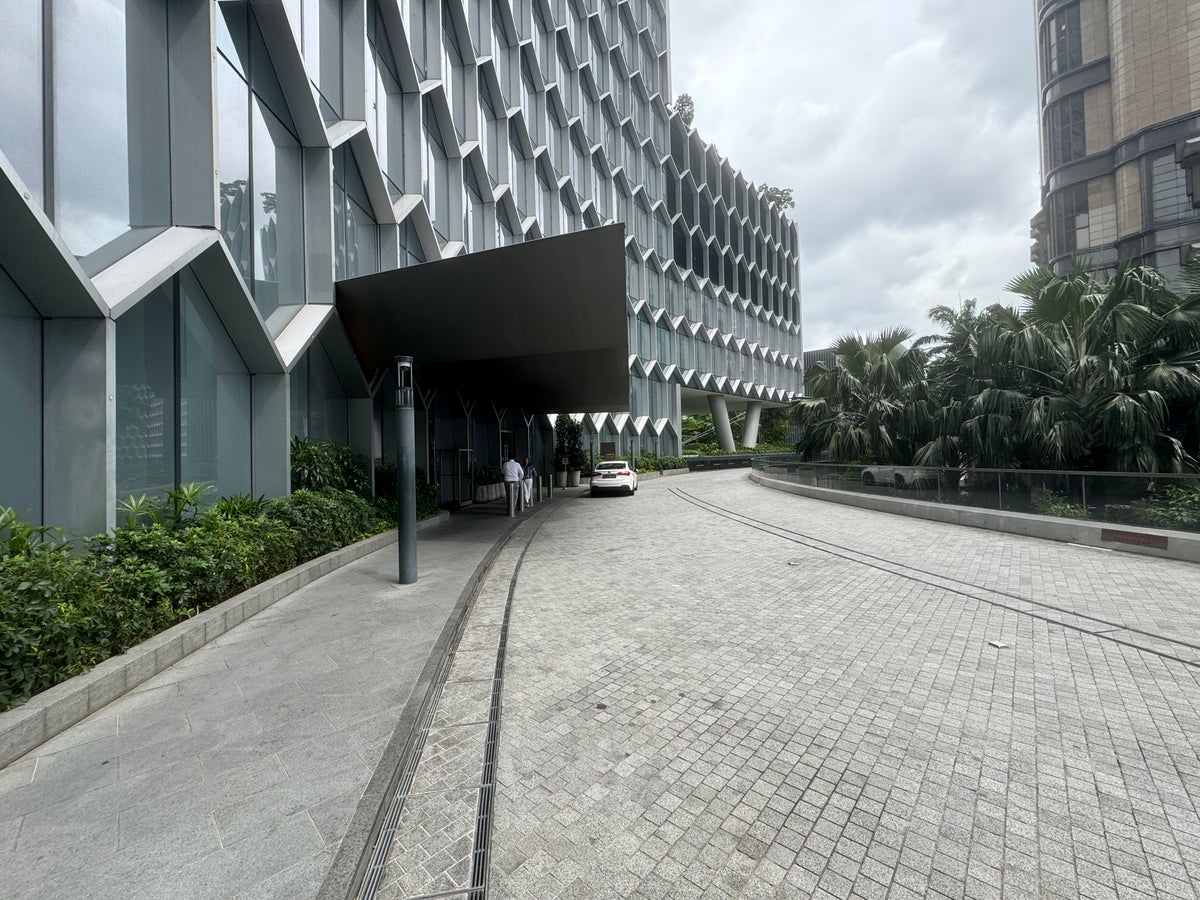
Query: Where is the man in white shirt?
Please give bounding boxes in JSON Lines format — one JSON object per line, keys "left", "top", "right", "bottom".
{"left": 502, "top": 456, "right": 524, "bottom": 510}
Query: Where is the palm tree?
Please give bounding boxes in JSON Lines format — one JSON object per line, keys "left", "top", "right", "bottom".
{"left": 793, "top": 328, "right": 935, "bottom": 463}
{"left": 917, "top": 260, "right": 1200, "bottom": 472}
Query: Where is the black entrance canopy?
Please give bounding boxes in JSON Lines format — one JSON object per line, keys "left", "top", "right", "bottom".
{"left": 335, "top": 224, "right": 630, "bottom": 412}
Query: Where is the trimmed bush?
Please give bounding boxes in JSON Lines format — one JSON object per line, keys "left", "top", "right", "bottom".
{"left": 0, "top": 484, "right": 388, "bottom": 712}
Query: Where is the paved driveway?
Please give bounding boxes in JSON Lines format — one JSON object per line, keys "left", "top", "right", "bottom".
{"left": 487, "top": 471, "right": 1200, "bottom": 898}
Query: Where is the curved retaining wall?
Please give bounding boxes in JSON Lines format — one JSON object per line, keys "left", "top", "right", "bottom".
{"left": 750, "top": 470, "right": 1200, "bottom": 565}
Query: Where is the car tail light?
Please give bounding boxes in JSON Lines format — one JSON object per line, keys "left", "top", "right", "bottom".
{"left": 619, "top": 470, "right": 630, "bottom": 476}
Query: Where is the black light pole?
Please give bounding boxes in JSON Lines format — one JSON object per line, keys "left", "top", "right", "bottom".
{"left": 395, "top": 356, "right": 417, "bottom": 584}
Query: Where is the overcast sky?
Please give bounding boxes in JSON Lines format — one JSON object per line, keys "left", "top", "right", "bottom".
{"left": 669, "top": 0, "right": 1041, "bottom": 350}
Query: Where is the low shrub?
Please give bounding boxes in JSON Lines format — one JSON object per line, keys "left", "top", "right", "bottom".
{"left": 291, "top": 437, "right": 370, "bottom": 496}
{"left": 0, "top": 481, "right": 390, "bottom": 712}
{"left": 266, "top": 489, "right": 376, "bottom": 562}
{"left": 1138, "top": 485, "right": 1200, "bottom": 529}
{"left": 658, "top": 455, "right": 688, "bottom": 470}
{"left": 1031, "top": 490, "right": 1091, "bottom": 520}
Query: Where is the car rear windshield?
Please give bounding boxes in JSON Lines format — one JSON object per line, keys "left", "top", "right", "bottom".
{"left": 596, "top": 462, "right": 628, "bottom": 470}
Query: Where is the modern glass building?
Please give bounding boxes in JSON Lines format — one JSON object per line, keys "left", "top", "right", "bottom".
{"left": 1031, "top": 0, "right": 1200, "bottom": 278}
{"left": 0, "top": 0, "right": 801, "bottom": 538}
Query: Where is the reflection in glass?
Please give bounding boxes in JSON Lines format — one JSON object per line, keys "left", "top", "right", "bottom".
{"left": 180, "top": 272, "right": 252, "bottom": 494}
{"left": 116, "top": 284, "right": 176, "bottom": 499}
{"left": 0, "top": 3, "right": 45, "bottom": 205}
{"left": 54, "top": 0, "right": 130, "bottom": 256}
{"left": 0, "top": 269, "right": 43, "bottom": 521}
{"left": 217, "top": 57, "right": 253, "bottom": 286}
{"left": 252, "top": 98, "right": 305, "bottom": 329}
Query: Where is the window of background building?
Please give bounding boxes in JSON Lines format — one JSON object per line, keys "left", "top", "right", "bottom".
{"left": 1051, "top": 182, "right": 1089, "bottom": 258}
{"left": 1046, "top": 93, "right": 1086, "bottom": 169}
{"left": 1148, "top": 151, "right": 1193, "bottom": 227}
{"left": 1043, "top": 2, "right": 1082, "bottom": 82}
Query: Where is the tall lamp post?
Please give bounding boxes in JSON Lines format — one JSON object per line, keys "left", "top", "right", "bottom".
{"left": 395, "top": 356, "right": 417, "bottom": 584}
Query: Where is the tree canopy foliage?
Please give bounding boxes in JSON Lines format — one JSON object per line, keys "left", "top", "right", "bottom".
{"left": 759, "top": 185, "right": 795, "bottom": 210}
{"left": 673, "top": 92, "right": 694, "bottom": 128}
{"left": 793, "top": 260, "right": 1200, "bottom": 473}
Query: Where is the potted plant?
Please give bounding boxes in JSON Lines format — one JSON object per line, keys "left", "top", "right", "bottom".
{"left": 555, "top": 414, "right": 585, "bottom": 487}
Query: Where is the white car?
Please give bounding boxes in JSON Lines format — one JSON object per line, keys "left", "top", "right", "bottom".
{"left": 589, "top": 460, "right": 639, "bottom": 496}
{"left": 860, "top": 465, "right": 939, "bottom": 489}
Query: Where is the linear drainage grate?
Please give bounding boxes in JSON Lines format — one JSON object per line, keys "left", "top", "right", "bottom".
{"left": 359, "top": 684, "right": 445, "bottom": 899}
{"left": 466, "top": 513, "right": 549, "bottom": 899}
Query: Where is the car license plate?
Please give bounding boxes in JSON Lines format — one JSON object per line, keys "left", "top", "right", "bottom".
{"left": 603, "top": 473, "right": 616, "bottom": 478}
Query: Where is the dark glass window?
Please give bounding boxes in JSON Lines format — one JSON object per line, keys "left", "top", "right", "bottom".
{"left": 1149, "top": 151, "right": 1193, "bottom": 227}
{"left": 1046, "top": 93, "right": 1086, "bottom": 169}
{"left": 1051, "top": 183, "right": 1089, "bottom": 258}
{"left": 1043, "top": 3, "right": 1082, "bottom": 81}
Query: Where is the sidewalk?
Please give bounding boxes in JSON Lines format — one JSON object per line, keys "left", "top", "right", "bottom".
{"left": 0, "top": 501, "right": 530, "bottom": 899}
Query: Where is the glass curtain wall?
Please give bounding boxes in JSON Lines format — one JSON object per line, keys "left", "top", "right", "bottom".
{"left": 0, "top": 0, "right": 170, "bottom": 266}
{"left": 333, "top": 146, "right": 380, "bottom": 279}
{"left": 0, "top": 268, "right": 43, "bottom": 521}
{"left": 115, "top": 273, "right": 252, "bottom": 503}
{"left": 367, "top": 0, "right": 405, "bottom": 198}
{"left": 217, "top": 3, "right": 306, "bottom": 334}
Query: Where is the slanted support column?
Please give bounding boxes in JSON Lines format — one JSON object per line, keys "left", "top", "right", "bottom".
{"left": 742, "top": 401, "right": 763, "bottom": 449}
{"left": 43, "top": 318, "right": 115, "bottom": 537}
{"left": 707, "top": 393, "right": 736, "bottom": 452}
{"left": 252, "top": 373, "right": 290, "bottom": 499}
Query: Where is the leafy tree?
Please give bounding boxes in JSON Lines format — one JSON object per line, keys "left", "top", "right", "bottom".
{"left": 792, "top": 328, "right": 935, "bottom": 463}
{"left": 760, "top": 185, "right": 795, "bottom": 210}
{"left": 674, "top": 92, "right": 694, "bottom": 128}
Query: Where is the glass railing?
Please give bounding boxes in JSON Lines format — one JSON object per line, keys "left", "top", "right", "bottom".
{"left": 750, "top": 457, "right": 1200, "bottom": 534}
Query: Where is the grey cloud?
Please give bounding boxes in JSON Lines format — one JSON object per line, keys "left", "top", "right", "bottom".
{"left": 671, "top": 1, "right": 1040, "bottom": 351}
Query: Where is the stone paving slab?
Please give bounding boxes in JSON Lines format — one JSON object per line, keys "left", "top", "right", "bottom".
{"left": 0, "top": 508, "right": 516, "bottom": 899}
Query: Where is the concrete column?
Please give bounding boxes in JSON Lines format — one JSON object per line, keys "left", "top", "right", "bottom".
{"left": 43, "top": 318, "right": 115, "bottom": 537}
{"left": 742, "top": 401, "right": 763, "bottom": 449}
{"left": 252, "top": 373, "right": 290, "bottom": 499}
{"left": 707, "top": 393, "right": 736, "bottom": 452}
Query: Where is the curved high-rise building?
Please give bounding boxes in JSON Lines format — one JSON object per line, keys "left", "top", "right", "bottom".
{"left": 1031, "top": 0, "right": 1200, "bottom": 277}
{"left": 0, "top": 0, "right": 801, "bottom": 535}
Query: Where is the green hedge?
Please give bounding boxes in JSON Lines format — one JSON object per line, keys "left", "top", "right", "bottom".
{"left": 633, "top": 453, "right": 688, "bottom": 473}
{"left": 0, "top": 486, "right": 394, "bottom": 712}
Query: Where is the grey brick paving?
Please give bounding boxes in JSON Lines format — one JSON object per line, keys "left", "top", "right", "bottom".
{"left": 487, "top": 472, "right": 1200, "bottom": 899}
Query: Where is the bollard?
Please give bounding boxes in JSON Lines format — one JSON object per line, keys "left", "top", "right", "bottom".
{"left": 506, "top": 482, "right": 517, "bottom": 517}
{"left": 536, "top": 476, "right": 543, "bottom": 503}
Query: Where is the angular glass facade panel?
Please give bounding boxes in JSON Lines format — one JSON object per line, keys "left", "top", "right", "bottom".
{"left": 0, "top": 268, "right": 42, "bottom": 520}
{"left": 180, "top": 273, "right": 252, "bottom": 495}
{"left": 251, "top": 99, "right": 305, "bottom": 329}
{"left": 116, "top": 283, "right": 176, "bottom": 500}
{"left": 0, "top": 3, "right": 44, "bottom": 205}
{"left": 53, "top": 0, "right": 131, "bottom": 257}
